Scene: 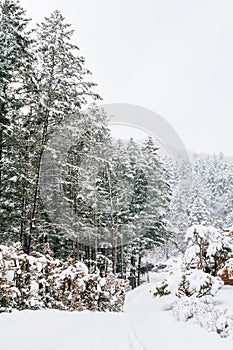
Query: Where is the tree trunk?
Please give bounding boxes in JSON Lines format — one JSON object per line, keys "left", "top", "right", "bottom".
{"left": 137, "top": 255, "right": 142, "bottom": 286}
{"left": 146, "top": 261, "right": 150, "bottom": 283}
{"left": 106, "top": 164, "right": 117, "bottom": 274}
{"left": 28, "top": 117, "right": 49, "bottom": 253}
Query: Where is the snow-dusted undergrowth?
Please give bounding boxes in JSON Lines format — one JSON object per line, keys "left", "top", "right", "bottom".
{"left": 153, "top": 258, "right": 233, "bottom": 338}
{"left": 0, "top": 242, "right": 127, "bottom": 312}
{"left": 172, "top": 296, "right": 233, "bottom": 338}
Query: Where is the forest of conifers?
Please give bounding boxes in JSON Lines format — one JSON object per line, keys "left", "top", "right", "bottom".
{"left": 1, "top": 0, "right": 233, "bottom": 287}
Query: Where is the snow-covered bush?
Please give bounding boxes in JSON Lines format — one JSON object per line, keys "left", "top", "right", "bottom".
{"left": 172, "top": 297, "right": 232, "bottom": 338}
{"left": 184, "top": 224, "right": 233, "bottom": 275}
{"left": 152, "top": 237, "right": 231, "bottom": 338}
{"left": 154, "top": 279, "right": 171, "bottom": 297}
{"left": 154, "top": 269, "right": 222, "bottom": 299}
{"left": 0, "top": 243, "right": 127, "bottom": 313}
{"left": 217, "top": 258, "right": 233, "bottom": 283}
{"left": 0, "top": 273, "right": 12, "bottom": 312}
{"left": 153, "top": 266, "right": 231, "bottom": 337}
{"left": 98, "top": 274, "right": 127, "bottom": 312}
{"left": 176, "top": 269, "right": 223, "bottom": 298}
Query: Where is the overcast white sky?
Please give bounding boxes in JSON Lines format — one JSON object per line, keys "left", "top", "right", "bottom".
{"left": 21, "top": 0, "right": 233, "bottom": 156}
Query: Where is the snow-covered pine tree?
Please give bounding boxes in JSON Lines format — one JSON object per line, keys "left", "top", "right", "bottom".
{"left": 120, "top": 138, "right": 146, "bottom": 285}
{"left": 167, "top": 152, "right": 233, "bottom": 256}
{"left": 167, "top": 157, "right": 192, "bottom": 254}
{"left": 140, "top": 136, "right": 171, "bottom": 249}
{"left": 107, "top": 138, "right": 141, "bottom": 275}
{"left": 26, "top": 10, "right": 100, "bottom": 252}
{"left": 125, "top": 136, "right": 172, "bottom": 285}
{"left": 204, "top": 153, "right": 233, "bottom": 227}
{"left": 0, "top": 0, "right": 35, "bottom": 243}
{"left": 61, "top": 105, "right": 112, "bottom": 261}
{"left": 187, "top": 154, "right": 213, "bottom": 226}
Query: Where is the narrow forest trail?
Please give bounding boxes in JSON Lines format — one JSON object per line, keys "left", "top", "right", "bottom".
{"left": 0, "top": 273, "right": 233, "bottom": 350}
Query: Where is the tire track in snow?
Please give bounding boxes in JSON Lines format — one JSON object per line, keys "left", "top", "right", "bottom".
{"left": 128, "top": 326, "right": 147, "bottom": 350}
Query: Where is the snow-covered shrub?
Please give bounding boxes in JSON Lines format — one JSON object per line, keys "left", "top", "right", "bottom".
{"left": 184, "top": 224, "right": 232, "bottom": 275}
{"left": 153, "top": 269, "right": 222, "bottom": 300}
{"left": 0, "top": 247, "right": 13, "bottom": 311}
{"left": 176, "top": 269, "right": 223, "bottom": 298}
{"left": 217, "top": 258, "right": 233, "bottom": 283}
{"left": 154, "top": 279, "right": 171, "bottom": 297}
{"left": 80, "top": 274, "right": 101, "bottom": 311}
{"left": 172, "top": 297, "right": 232, "bottom": 338}
{"left": 48, "top": 258, "right": 88, "bottom": 311}
{"left": 0, "top": 273, "right": 12, "bottom": 312}
{"left": 152, "top": 249, "right": 230, "bottom": 338}
{"left": 98, "top": 274, "right": 128, "bottom": 312}
{"left": 0, "top": 243, "right": 127, "bottom": 312}
{"left": 215, "top": 314, "right": 232, "bottom": 338}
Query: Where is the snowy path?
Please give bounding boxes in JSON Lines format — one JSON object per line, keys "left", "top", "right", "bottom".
{"left": 1, "top": 273, "right": 233, "bottom": 350}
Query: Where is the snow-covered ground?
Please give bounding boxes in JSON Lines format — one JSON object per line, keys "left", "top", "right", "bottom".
{"left": 1, "top": 272, "right": 233, "bottom": 350}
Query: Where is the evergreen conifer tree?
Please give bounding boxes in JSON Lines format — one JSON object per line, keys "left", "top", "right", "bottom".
{"left": 0, "top": 0, "right": 34, "bottom": 242}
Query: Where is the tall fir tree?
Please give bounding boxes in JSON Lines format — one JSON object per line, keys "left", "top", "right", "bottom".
{"left": 0, "top": 0, "right": 34, "bottom": 242}
{"left": 140, "top": 136, "right": 171, "bottom": 248}
{"left": 26, "top": 10, "right": 100, "bottom": 252}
